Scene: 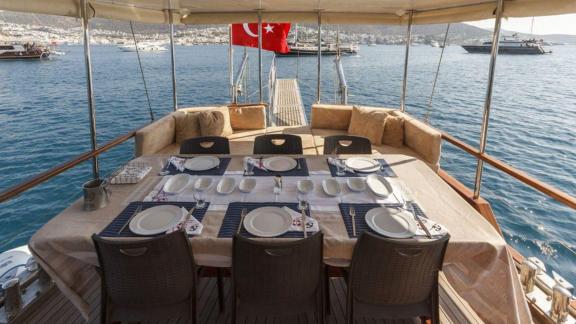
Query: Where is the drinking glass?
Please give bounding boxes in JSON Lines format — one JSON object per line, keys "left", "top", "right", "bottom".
{"left": 297, "top": 192, "right": 309, "bottom": 211}
{"left": 244, "top": 157, "right": 255, "bottom": 176}
{"left": 273, "top": 176, "right": 282, "bottom": 202}
{"left": 193, "top": 189, "right": 206, "bottom": 209}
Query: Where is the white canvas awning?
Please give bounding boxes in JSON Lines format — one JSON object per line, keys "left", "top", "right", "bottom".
{"left": 1, "top": 0, "right": 575, "bottom": 25}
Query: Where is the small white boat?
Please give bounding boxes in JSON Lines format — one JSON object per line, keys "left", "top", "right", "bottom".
{"left": 118, "top": 43, "right": 167, "bottom": 52}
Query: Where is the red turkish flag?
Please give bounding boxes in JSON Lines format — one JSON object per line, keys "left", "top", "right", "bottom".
{"left": 231, "top": 23, "right": 291, "bottom": 53}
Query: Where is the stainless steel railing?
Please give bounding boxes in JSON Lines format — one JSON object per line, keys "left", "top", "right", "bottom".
{"left": 232, "top": 52, "right": 249, "bottom": 104}
{"left": 335, "top": 57, "right": 348, "bottom": 105}
{"left": 267, "top": 54, "right": 277, "bottom": 126}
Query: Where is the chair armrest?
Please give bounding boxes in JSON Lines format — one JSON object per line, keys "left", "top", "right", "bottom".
{"left": 403, "top": 118, "right": 442, "bottom": 170}
{"left": 135, "top": 114, "right": 176, "bottom": 156}
{"left": 228, "top": 105, "right": 266, "bottom": 130}
{"left": 310, "top": 104, "right": 353, "bottom": 130}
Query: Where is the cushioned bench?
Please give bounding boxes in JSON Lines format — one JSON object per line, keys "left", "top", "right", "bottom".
{"left": 135, "top": 103, "right": 442, "bottom": 172}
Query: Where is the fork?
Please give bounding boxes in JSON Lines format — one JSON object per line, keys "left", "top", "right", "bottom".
{"left": 297, "top": 159, "right": 302, "bottom": 170}
{"left": 349, "top": 206, "right": 357, "bottom": 237}
{"left": 118, "top": 204, "right": 142, "bottom": 234}
{"left": 237, "top": 208, "right": 247, "bottom": 234}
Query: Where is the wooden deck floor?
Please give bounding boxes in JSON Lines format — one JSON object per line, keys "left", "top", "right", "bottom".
{"left": 10, "top": 272, "right": 483, "bottom": 324}
{"left": 272, "top": 79, "right": 307, "bottom": 127}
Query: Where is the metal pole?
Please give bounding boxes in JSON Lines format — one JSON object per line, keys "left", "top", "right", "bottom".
{"left": 81, "top": 0, "right": 99, "bottom": 180}
{"left": 473, "top": 0, "right": 504, "bottom": 199}
{"left": 400, "top": 10, "right": 413, "bottom": 112}
{"left": 229, "top": 25, "right": 235, "bottom": 103}
{"left": 258, "top": 11, "right": 263, "bottom": 103}
{"left": 169, "top": 10, "right": 178, "bottom": 111}
{"left": 316, "top": 12, "right": 322, "bottom": 103}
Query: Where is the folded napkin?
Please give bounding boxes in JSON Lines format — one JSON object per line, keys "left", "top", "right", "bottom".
{"left": 110, "top": 164, "right": 152, "bottom": 184}
{"left": 327, "top": 157, "right": 355, "bottom": 173}
{"left": 415, "top": 216, "right": 448, "bottom": 237}
{"left": 168, "top": 156, "right": 186, "bottom": 172}
{"left": 248, "top": 157, "right": 268, "bottom": 171}
{"left": 282, "top": 207, "right": 320, "bottom": 233}
{"left": 166, "top": 207, "right": 203, "bottom": 236}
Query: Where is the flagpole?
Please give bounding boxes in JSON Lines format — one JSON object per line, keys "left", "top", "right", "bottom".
{"left": 258, "top": 10, "right": 263, "bottom": 103}
{"left": 229, "top": 25, "right": 235, "bottom": 104}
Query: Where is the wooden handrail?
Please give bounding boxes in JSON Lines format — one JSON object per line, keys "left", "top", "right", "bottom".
{"left": 441, "top": 132, "right": 576, "bottom": 210}
{"left": 0, "top": 128, "right": 140, "bottom": 203}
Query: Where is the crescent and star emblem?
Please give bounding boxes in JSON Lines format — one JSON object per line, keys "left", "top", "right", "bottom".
{"left": 242, "top": 23, "right": 275, "bottom": 37}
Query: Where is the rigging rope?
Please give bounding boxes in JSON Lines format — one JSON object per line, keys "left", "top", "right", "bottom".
{"left": 129, "top": 21, "right": 155, "bottom": 121}
{"left": 424, "top": 23, "right": 450, "bottom": 125}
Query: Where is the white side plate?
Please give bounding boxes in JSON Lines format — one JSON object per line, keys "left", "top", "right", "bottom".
{"left": 184, "top": 156, "right": 220, "bottom": 171}
{"left": 345, "top": 157, "right": 380, "bottom": 173}
{"left": 194, "top": 177, "right": 213, "bottom": 191}
{"left": 243, "top": 207, "right": 292, "bottom": 237}
{"left": 163, "top": 174, "right": 191, "bottom": 194}
{"left": 322, "top": 179, "right": 341, "bottom": 197}
{"left": 366, "top": 174, "right": 393, "bottom": 197}
{"left": 263, "top": 157, "right": 297, "bottom": 172}
{"left": 216, "top": 177, "right": 236, "bottom": 195}
{"left": 297, "top": 179, "right": 314, "bottom": 194}
{"left": 347, "top": 178, "right": 367, "bottom": 192}
{"left": 365, "top": 207, "right": 417, "bottom": 238}
{"left": 129, "top": 205, "right": 183, "bottom": 235}
{"left": 238, "top": 178, "right": 257, "bottom": 193}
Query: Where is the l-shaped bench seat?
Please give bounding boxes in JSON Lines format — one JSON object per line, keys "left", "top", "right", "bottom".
{"left": 135, "top": 103, "right": 442, "bottom": 171}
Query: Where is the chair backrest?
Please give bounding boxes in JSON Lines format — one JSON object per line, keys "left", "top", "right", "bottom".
{"left": 349, "top": 232, "right": 449, "bottom": 306}
{"left": 180, "top": 136, "right": 230, "bottom": 154}
{"left": 253, "top": 134, "right": 303, "bottom": 155}
{"left": 323, "top": 135, "right": 372, "bottom": 154}
{"left": 232, "top": 232, "right": 323, "bottom": 305}
{"left": 92, "top": 231, "right": 196, "bottom": 308}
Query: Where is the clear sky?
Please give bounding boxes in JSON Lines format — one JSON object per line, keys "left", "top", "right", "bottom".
{"left": 466, "top": 14, "right": 576, "bottom": 35}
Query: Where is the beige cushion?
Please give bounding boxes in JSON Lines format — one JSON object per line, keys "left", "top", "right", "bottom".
{"left": 135, "top": 114, "right": 176, "bottom": 156}
{"left": 198, "top": 110, "right": 233, "bottom": 137}
{"left": 404, "top": 118, "right": 442, "bottom": 168}
{"left": 229, "top": 105, "right": 266, "bottom": 130}
{"left": 347, "top": 106, "right": 387, "bottom": 145}
{"left": 173, "top": 111, "right": 201, "bottom": 144}
{"left": 382, "top": 115, "right": 404, "bottom": 147}
{"left": 310, "top": 104, "right": 354, "bottom": 130}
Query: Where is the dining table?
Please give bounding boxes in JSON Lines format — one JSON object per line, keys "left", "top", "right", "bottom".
{"left": 28, "top": 153, "right": 531, "bottom": 324}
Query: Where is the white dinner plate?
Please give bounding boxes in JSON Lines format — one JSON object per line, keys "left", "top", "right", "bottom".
{"left": 184, "top": 156, "right": 220, "bottom": 171}
{"left": 365, "top": 207, "right": 417, "bottom": 238}
{"left": 344, "top": 157, "right": 380, "bottom": 173}
{"left": 129, "top": 205, "right": 183, "bottom": 235}
{"left": 243, "top": 207, "right": 292, "bottom": 237}
{"left": 163, "top": 174, "right": 191, "bottom": 194}
{"left": 263, "top": 157, "right": 297, "bottom": 172}
{"left": 366, "top": 174, "right": 394, "bottom": 197}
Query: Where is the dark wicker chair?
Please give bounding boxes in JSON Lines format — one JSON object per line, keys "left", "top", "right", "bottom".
{"left": 323, "top": 135, "right": 372, "bottom": 155}
{"left": 92, "top": 231, "right": 198, "bottom": 324}
{"left": 180, "top": 136, "right": 230, "bottom": 154}
{"left": 346, "top": 232, "right": 450, "bottom": 324}
{"left": 232, "top": 232, "right": 324, "bottom": 324}
{"left": 253, "top": 134, "right": 303, "bottom": 155}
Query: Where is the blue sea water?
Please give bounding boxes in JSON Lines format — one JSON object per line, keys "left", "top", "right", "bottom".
{"left": 0, "top": 44, "right": 574, "bottom": 283}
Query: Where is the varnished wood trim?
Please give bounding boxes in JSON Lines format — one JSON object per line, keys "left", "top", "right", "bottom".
{"left": 0, "top": 128, "right": 142, "bottom": 203}
{"left": 441, "top": 133, "right": 576, "bottom": 210}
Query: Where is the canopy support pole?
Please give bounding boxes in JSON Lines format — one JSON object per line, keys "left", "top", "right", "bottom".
{"left": 229, "top": 25, "right": 235, "bottom": 103}
{"left": 400, "top": 10, "right": 413, "bottom": 112}
{"left": 258, "top": 10, "right": 263, "bottom": 103}
{"left": 169, "top": 9, "right": 178, "bottom": 111}
{"left": 316, "top": 12, "right": 322, "bottom": 103}
{"left": 81, "top": 0, "right": 99, "bottom": 180}
{"left": 473, "top": 0, "right": 504, "bottom": 199}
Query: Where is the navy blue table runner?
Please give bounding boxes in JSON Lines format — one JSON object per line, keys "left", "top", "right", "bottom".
{"left": 164, "top": 157, "right": 231, "bottom": 176}
{"left": 218, "top": 202, "right": 308, "bottom": 238}
{"left": 327, "top": 159, "right": 396, "bottom": 177}
{"left": 247, "top": 158, "right": 309, "bottom": 177}
{"left": 99, "top": 201, "right": 209, "bottom": 237}
{"left": 338, "top": 203, "right": 426, "bottom": 238}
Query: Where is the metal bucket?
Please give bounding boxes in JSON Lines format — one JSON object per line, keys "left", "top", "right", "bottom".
{"left": 82, "top": 179, "right": 111, "bottom": 211}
